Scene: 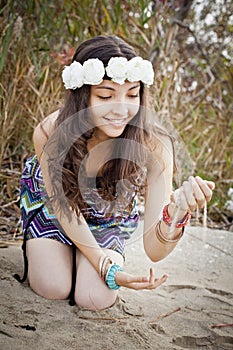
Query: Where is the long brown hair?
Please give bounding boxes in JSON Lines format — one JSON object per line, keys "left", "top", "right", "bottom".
{"left": 45, "top": 35, "right": 172, "bottom": 219}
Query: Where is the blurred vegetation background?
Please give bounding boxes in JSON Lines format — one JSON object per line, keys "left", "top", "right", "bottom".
{"left": 0, "top": 0, "right": 232, "bottom": 240}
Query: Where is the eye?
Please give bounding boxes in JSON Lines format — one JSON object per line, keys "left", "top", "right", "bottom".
{"left": 128, "top": 94, "right": 139, "bottom": 98}
{"left": 97, "top": 96, "right": 112, "bottom": 100}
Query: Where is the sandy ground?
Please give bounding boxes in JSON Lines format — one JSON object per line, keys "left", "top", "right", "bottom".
{"left": 0, "top": 222, "right": 233, "bottom": 350}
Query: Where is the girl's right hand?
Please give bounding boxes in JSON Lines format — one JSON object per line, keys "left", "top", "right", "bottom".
{"left": 115, "top": 267, "right": 168, "bottom": 290}
{"left": 172, "top": 176, "right": 215, "bottom": 212}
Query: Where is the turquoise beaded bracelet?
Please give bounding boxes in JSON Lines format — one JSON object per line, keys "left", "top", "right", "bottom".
{"left": 105, "top": 264, "right": 123, "bottom": 290}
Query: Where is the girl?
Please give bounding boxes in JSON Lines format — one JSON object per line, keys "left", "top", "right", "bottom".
{"left": 16, "top": 35, "right": 215, "bottom": 310}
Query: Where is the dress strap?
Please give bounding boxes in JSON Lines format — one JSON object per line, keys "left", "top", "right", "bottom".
{"left": 14, "top": 205, "right": 44, "bottom": 283}
{"left": 14, "top": 237, "right": 28, "bottom": 283}
{"left": 68, "top": 244, "right": 77, "bottom": 306}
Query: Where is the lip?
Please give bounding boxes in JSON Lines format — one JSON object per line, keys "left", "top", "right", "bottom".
{"left": 103, "top": 117, "right": 128, "bottom": 127}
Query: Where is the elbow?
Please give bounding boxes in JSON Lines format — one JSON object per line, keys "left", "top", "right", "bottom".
{"left": 143, "top": 241, "right": 164, "bottom": 263}
{"left": 143, "top": 236, "right": 171, "bottom": 263}
{"left": 150, "top": 255, "right": 163, "bottom": 263}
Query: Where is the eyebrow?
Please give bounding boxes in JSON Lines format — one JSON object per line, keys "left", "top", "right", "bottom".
{"left": 95, "top": 84, "right": 140, "bottom": 91}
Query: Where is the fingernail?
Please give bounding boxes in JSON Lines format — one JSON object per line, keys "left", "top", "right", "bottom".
{"left": 209, "top": 181, "right": 215, "bottom": 189}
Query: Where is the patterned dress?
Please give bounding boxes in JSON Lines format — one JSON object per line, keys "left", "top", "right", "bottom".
{"left": 20, "top": 155, "right": 140, "bottom": 256}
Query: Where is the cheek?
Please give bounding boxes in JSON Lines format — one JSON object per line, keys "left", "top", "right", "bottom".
{"left": 90, "top": 101, "right": 112, "bottom": 119}
{"left": 91, "top": 106, "right": 115, "bottom": 129}
{"left": 98, "top": 105, "right": 112, "bottom": 118}
{"left": 129, "top": 103, "right": 140, "bottom": 117}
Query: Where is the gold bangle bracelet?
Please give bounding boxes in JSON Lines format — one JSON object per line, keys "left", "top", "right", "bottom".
{"left": 155, "top": 220, "right": 184, "bottom": 244}
{"left": 98, "top": 256, "right": 109, "bottom": 278}
{"left": 103, "top": 259, "right": 113, "bottom": 282}
{"left": 98, "top": 255, "right": 104, "bottom": 276}
{"left": 100, "top": 256, "right": 112, "bottom": 280}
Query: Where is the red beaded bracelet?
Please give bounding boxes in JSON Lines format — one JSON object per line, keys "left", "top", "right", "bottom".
{"left": 162, "top": 204, "right": 191, "bottom": 228}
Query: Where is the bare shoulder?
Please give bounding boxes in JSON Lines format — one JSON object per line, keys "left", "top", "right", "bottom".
{"left": 157, "top": 132, "right": 174, "bottom": 158}
{"left": 33, "top": 110, "right": 60, "bottom": 160}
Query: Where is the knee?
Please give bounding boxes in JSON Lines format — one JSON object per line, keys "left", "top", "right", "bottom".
{"left": 41, "top": 283, "right": 71, "bottom": 300}
{"left": 29, "top": 275, "right": 71, "bottom": 300}
{"left": 75, "top": 288, "right": 118, "bottom": 310}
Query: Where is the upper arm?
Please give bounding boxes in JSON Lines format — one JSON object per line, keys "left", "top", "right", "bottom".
{"left": 33, "top": 110, "right": 59, "bottom": 160}
{"left": 143, "top": 134, "right": 174, "bottom": 233}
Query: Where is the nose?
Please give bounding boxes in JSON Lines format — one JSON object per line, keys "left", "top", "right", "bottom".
{"left": 112, "top": 102, "right": 128, "bottom": 117}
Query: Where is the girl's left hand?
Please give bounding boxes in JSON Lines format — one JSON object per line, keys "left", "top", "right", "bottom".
{"left": 115, "top": 267, "right": 168, "bottom": 290}
{"left": 172, "top": 176, "right": 215, "bottom": 212}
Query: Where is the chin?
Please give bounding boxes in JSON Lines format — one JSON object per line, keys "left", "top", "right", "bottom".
{"left": 101, "top": 124, "right": 127, "bottom": 139}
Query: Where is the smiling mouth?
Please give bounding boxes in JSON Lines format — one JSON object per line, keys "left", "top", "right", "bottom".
{"left": 103, "top": 117, "right": 128, "bottom": 126}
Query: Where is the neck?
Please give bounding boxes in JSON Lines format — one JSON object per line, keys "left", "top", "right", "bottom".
{"left": 88, "top": 129, "right": 111, "bottom": 150}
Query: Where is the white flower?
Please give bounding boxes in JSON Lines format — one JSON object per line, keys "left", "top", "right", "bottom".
{"left": 61, "top": 56, "right": 155, "bottom": 89}
{"left": 106, "top": 57, "right": 128, "bottom": 85}
{"left": 127, "top": 57, "right": 154, "bottom": 86}
{"left": 140, "top": 59, "right": 154, "bottom": 86}
{"left": 127, "top": 57, "right": 145, "bottom": 83}
{"left": 83, "top": 58, "right": 105, "bottom": 85}
{"left": 62, "top": 61, "right": 84, "bottom": 89}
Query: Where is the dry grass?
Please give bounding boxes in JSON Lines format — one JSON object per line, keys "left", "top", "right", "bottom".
{"left": 0, "top": 0, "right": 232, "bottom": 241}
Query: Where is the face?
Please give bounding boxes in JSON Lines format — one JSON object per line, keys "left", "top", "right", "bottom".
{"left": 89, "top": 80, "right": 140, "bottom": 141}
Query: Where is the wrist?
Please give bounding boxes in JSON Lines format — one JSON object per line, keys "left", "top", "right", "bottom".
{"left": 167, "top": 202, "right": 188, "bottom": 222}
{"left": 105, "top": 264, "right": 123, "bottom": 290}
{"left": 156, "top": 220, "right": 184, "bottom": 243}
{"left": 154, "top": 203, "right": 191, "bottom": 245}
{"left": 98, "top": 255, "right": 123, "bottom": 290}
{"left": 163, "top": 203, "right": 191, "bottom": 228}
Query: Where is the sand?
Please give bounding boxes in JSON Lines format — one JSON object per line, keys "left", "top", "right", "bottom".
{"left": 1, "top": 223, "right": 233, "bottom": 350}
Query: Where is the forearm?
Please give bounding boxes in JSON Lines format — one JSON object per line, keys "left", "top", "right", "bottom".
{"left": 143, "top": 225, "right": 179, "bottom": 262}
{"left": 143, "top": 203, "right": 188, "bottom": 262}
{"left": 57, "top": 212, "right": 107, "bottom": 271}
{"left": 40, "top": 153, "right": 106, "bottom": 273}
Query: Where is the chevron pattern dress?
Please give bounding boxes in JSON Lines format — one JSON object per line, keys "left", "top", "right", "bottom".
{"left": 20, "top": 155, "right": 140, "bottom": 256}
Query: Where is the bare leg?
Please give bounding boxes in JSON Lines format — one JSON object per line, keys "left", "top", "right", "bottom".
{"left": 26, "top": 239, "right": 124, "bottom": 309}
{"left": 26, "top": 239, "right": 73, "bottom": 300}
{"left": 75, "top": 249, "right": 124, "bottom": 310}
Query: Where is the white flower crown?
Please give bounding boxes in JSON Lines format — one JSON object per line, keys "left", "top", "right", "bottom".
{"left": 62, "top": 56, "right": 154, "bottom": 90}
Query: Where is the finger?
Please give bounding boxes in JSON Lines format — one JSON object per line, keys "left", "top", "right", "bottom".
{"left": 152, "top": 274, "right": 168, "bottom": 288}
{"left": 147, "top": 274, "right": 168, "bottom": 290}
{"left": 172, "top": 188, "right": 180, "bottom": 204}
{"left": 178, "top": 187, "right": 189, "bottom": 211}
{"left": 183, "top": 180, "right": 197, "bottom": 212}
{"left": 148, "top": 267, "right": 157, "bottom": 287}
{"left": 195, "top": 176, "right": 213, "bottom": 203}
{"left": 149, "top": 267, "right": 155, "bottom": 285}
{"left": 189, "top": 176, "right": 206, "bottom": 208}
{"left": 205, "top": 180, "right": 215, "bottom": 190}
